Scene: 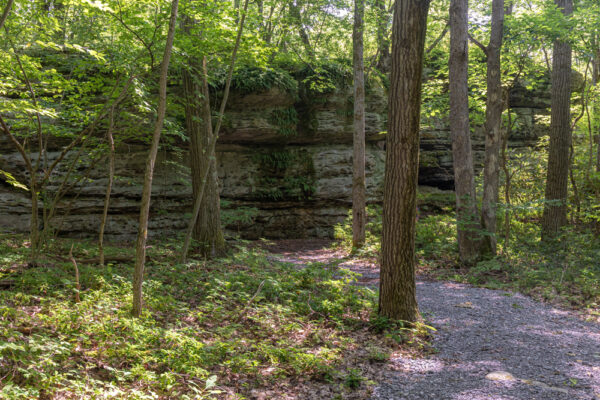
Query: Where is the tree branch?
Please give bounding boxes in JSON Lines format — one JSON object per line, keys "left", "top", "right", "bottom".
{"left": 468, "top": 33, "right": 488, "bottom": 58}
{"left": 111, "top": 0, "right": 155, "bottom": 69}
{"left": 0, "top": 0, "right": 14, "bottom": 31}
{"left": 426, "top": 21, "right": 449, "bottom": 54}
{"left": 5, "top": 28, "right": 45, "bottom": 173}
{"left": 0, "top": 115, "right": 34, "bottom": 174}
{"left": 39, "top": 74, "right": 136, "bottom": 187}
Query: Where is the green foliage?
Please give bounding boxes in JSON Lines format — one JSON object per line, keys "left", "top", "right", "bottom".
{"left": 334, "top": 179, "right": 600, "bottom": 315}
{"left": 343, "top": 368, "right": 363, "bottom": 389}
{"left": 268, "top": 107, "right": 299, "bottom": 136}
{"left": 0, "top": 235, "right": 387, "bottom": 399}
{"left": 231, "top": 66, "right": 298, "bottom": 95}
{"left": 334, "top": 204, "right": 384, "bottom": 257}
{"left": 252, "top": 149, "right": 317, "bottom": 201}
{"left": 296, "top": 60, "right": 353, "bottom": 95}
{"left": 366, "top": 345, "right": 390, "bottom": 362}
{"left": 334, "top": 189, "right": 457, "bottom": 258}
{"left": 0, "top": 170, "right": 28, "bottom": 191}
{"left": 220, "top": 199, "right": 259, "bottom": 233}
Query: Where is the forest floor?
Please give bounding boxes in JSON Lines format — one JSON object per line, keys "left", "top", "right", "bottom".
{"left": 1, "top": 235, "right": 599, "bottom": 399}
{"left": 264, "top": 239, "right": 600, "bottom": 400}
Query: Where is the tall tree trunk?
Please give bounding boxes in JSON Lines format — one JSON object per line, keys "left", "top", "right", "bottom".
{"left": 290, "top": 0, "right": 315, "bottom": 61}
{"left": 99, "top": 107, "right": 115, "bottom": 266}
{"left": 193, "top": 159, "right": 224, "bottom": 257}
{"left": 257, "top": 0, "right": 264, "bottom": 30}
{"left": 501, "top": 103, "right": 512, "bottom": 253}
{"left": 593, "top": 44, "right": 599, "bottom": 172}
{"left": 480, "top": 0, "right": 505, "bottom": 255}
{"left": 375, "top": 0, "right": 391, "bottom": 72}
{"left": 29, "top": 181, "right": 41, "bottom": 258}
{"left": 449, "top": 0, "right": 480, "bottom": 263}
{"left": 180, "top": 0, "right": 250, "bottom": 262}
{"left": 541, "top": 0, "right": 573, "bottom": 239}
{"left": 234, "top": 0, "right": 240, "bottom": 24}
{"left": 132, "top": 0, "right": 179, "bottom": 317}
{"left": 379, "top": 0, "right": 430, "bottom": 323}
{"left": 183, "top": 67, "right": 226, "bottom": 258}
{"left": 352, "top": 0, "right": 366, "bottom": 248}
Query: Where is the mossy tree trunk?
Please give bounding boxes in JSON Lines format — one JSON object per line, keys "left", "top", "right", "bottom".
{"left": 541, "top": 0, "right": 573, "bottom": 239}
{"left": 379, "top": 0, "right": 430, "bottom": 323}
{"left": 352, "top": 0, "right": 366, "bottom": 249}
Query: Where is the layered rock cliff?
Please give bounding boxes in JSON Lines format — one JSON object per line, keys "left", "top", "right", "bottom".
{"left": 0, "top": 76, "right": 551, "bottom": 241}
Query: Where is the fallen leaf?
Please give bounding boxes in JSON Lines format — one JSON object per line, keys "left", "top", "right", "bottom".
{"left": 455, "top": 302, "right": 473, "bottom": 309}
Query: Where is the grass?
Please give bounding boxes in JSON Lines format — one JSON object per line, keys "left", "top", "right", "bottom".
{"left": 0, "top": 234, "right": 429, "bottom": 399}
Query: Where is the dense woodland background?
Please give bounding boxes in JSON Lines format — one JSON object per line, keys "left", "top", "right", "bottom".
{"left": 0, "top": 0, "right": 599, "bottom": 398}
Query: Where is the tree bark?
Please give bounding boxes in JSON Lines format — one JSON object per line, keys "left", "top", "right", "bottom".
{"left": 480, "top": 0, "right": 505, "bottom": 255}
{"left": 379, "top": 0, "right": 430, "bottom": 323}
{"left": 352, "top": 0, "right": 366, "bottom": 249}
{"left": 183, "top": 67, "right": 226, "bottom": 258}
{"left": 541, "top": 0, "right": 573, "bottom": 239}
{"left": 180, "top": 0, "right": 250, "bottom": 262}
{"left": 375, "top": 0, "right": 391, "bottom": 72}
{"left": 592, "top": 44, "right": 599, "bottom": 172}
{"left": 99, "top": 107, "right": 116, "bottom": 266}
{"left": 0, "top": 0, "right": 14, "bottom": 31}
{"left": 449, "top": 0, "right": 480, "bottom": 263}
{"left": 290, "top": 0, "right": 315, "bottom": 61}
{"left": 132, "top": 0, "right": 179, "bottom": 317}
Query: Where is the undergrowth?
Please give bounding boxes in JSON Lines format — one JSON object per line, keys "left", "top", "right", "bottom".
{"left": 334, "top": 202, "right": 600, "bottom": 320}
{"left": 0, "top": 235, "right": 421, "bottom": 399}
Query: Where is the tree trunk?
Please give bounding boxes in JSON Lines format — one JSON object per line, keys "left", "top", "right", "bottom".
{"left": 593, "top": 45, "right": 599, "bottom": 172}
{"left": 480, "top": 0, "right": 505, "bottom": 256}
{"left": 501, "top": 103, "right": 512, "bottom": 253}
{"left": 449, "top": 0, "right": 480, "bottom": 263}
{"left": 132, "top": 0, "right": 179, "bottom": 317}
{"left": 375, "top": 0, "right": 391, "bottom": 72}
{"left": 183, "top": 68, "right": 226, "bottom": 258}
{"left": 180, "top": 0, "right": 250, "bottom": 262}
{"left": 290, "top": 0, "right": 314, "bottom": 61}
{"left": 99, "top": 107, "right": 116, "bottom": 266}
{"left": 541, "top": 0, "right": 572, "bottom": 239}
{"left": 29, "top": 180, "right": 41, "bottom": 258}
{"left": 352, "top": 0, "right": 366, "bottom": 249}
{"left": 0, "top": 0, "right": 15, "bottom": 31}
{"left": 192, "top": 159, "right": 225, "bottom": 257}
{"left": 257, "top": 0, "right": 264, "bottom": 30}
{"left": 379, "top": 0, "right": 430, "bottom": 323}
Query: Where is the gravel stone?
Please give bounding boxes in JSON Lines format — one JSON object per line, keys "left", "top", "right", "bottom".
{"left": 372, "top": 281, "right": 600, "bottom": 400}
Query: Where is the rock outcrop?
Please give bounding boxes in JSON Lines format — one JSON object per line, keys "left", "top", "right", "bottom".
{"left": 0, "top": 77, "right": 551, "bottom": 241}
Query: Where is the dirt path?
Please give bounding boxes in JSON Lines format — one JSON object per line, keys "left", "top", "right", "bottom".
{"left": 265, "top": 240, "right": 600, "bottom": 400}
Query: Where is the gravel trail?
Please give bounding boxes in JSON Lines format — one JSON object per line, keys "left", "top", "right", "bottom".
{"left": 265, "top": 240, "right": 600, "bottom": 400}
{"left": 373, "top": 280, "right": 600, "bottom": 400}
